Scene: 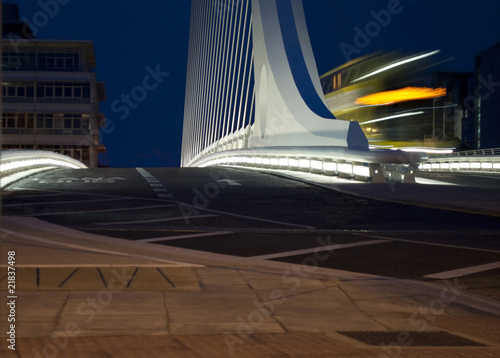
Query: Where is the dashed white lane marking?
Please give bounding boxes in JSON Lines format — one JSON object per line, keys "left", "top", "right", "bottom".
{"left": 250, "top": 239, "right": 390, "bottom": 260}
{"left": 137, "top": 168, "right": 174, "bottom": 199}
{"left": 136, "top": 168, "right": 154, "bottom": 178}
{"left": 96, "top": 214, "right": 219, "bottom": 226}
{"left": 3, "top": 197, "right": 131, "bottom": 207}
{"left": 158, "top": 193, "right": 174, "bottom": 199}
{"left": 139, "top": 231, "right": 234, "bottom": 243}
{"left": 25, "top": 204, "right": 178, "bottom": 217}
{"left": 425, "top": 261, "right": 500, "bottom": 279}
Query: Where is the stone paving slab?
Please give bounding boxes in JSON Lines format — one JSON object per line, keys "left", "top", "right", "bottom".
{"left": 2, "top": 334, "right": 499, "bottom": 358}
{"left": 60, "top": 291, "right": 167, "bottom": 317}
{"left": 0, "top": 266, "right": 201, "bottom": 291}
{"left": 434, "top": 315, "right": 500, "bottom": 346}
{"left": 2, "top": 217, "right": 500, "bottom": 357}
{"left": 197, "top": 267, "right": 249, "bottom": 288}
{"left": 170, "top": 321, "right": 286, "bottom": 335}
{"left": 55, "top": 315, "right": 169, "bottom": 335}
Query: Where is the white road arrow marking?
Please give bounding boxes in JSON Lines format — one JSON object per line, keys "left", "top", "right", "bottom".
{"left": 217, "top": 179, "right": 242, "bottom": 186}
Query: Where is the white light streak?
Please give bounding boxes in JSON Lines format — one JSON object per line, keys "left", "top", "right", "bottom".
{"left": 342, "top": 104, "right": 387, "bottom": 113}
{"left": 396, "top": 147, "right": 454, "bottom": 154}
{"left": 396, "top": 104, "right": 458, "bottom": 115}
{"left": 360, "top": 111, "right": 424, "bottom": 126}
{"left": 353, "top": 50, "right": 441, "bottom": 82}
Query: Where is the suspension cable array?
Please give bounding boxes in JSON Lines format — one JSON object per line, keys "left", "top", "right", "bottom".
{"left": 182, "top": 0, "right": 255, "bottom": 167}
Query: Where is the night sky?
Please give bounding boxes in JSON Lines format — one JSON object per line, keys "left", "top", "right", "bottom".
{"left": 9, "top": 0, "right": 500, "bottom": 167}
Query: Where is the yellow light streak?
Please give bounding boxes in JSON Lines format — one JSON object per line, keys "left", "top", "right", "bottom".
{"left": 356, "top": 87, "right": 447, "bottom": 106}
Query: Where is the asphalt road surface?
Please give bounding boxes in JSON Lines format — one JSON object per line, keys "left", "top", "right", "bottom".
{"left": 2, "top": 167, "right": 499, "bottom": 292}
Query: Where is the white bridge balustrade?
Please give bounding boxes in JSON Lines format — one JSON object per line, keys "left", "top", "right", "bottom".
{"left": 0, "top": 150, "right": 87, "bottom": 188}
{"left": 181, "top": 0, "right": 427, "bottom": 183}
{"left": 422, "top": 148, "right": 500, "bottom": 173}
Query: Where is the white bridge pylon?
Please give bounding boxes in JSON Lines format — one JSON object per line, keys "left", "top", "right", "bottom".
{"left": 181, "top": 0, "right": 424, "bottom": 182}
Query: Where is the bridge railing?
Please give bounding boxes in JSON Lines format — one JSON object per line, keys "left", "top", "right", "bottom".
{"left": 422, "top": 148, "right": 500, "bottom": 173}
{"left": 0, "top": 150, "right": 87, "bottom": 188}
{"left": 194, "top": 145, "right": 427, "bottom": 183}
{"left": 431, "top": 148, "right": 500, "bottom": 157}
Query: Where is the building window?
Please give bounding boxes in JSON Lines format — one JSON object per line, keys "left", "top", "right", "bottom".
{"left": 1, "top": 82, "right": 35, "bottom": 103}
{"left": 36, "top": 82, "right": 91, "bottom": 103}
{"left": 2, "top": 113, "right": 35, "bottom": 134}
{"left": 37, "top": 53, "right": 80, "bottom": 72}
{"left": 3, "top": 51, "right": 80, "bottom": 72}
{"left": 2, "top": 81, "right": 91, "bottom": 103}
{"left": 2, "top": 52, "right": 36, "bottom": 71}
{"left": 2, "top": 113, "right": 91, "bottom": 135}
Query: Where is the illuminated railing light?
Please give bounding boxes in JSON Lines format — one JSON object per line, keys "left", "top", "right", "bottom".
{"left": 493, "top": 163, "right": 500, "bottom": 169}
{"left": 338, "top": 163, "right": 353, "bottom": 175}
{"left": 353, "top": 165, "right": 370, "bottom": 177}
{"left": 460, "top": 162, "right": 470, "bottom": 169}
{"left": 262, "top": 158, "right": 271, "bottom": 166}
{"left": 279, "top": 158, "right": 289, "bottom": 167}
{"left": 323, "top": 162, "right": 337, "bottom": 172}
{"left": 440, "top": 163, "right": 450, "bottom": 170}
{"left": 270, "top": 158, "right": 280, "bottom": 166}
{"left": 422, "top": 163, "right": 431, "bottom": 170}
{"left": 481, "top": 162, "right": 493, "bottom": 169}
{"left": 289, "top": 158, "right": 299, "bottom": 168}
{"left": 311, "top": 160, "right": 323, "bottom": 171}
{"left": 470, "top": 162, "right": 481, "bottom": 169}
{"left": 450, "top": 162, "right": 460, "bottom": 170}
{"left": 431, "top": 163, "right": 440, "bottom": 169}
{"left": 256, "top": 157, "right": 263, "bottom": 165}
{"left": 0, "top": 158, "right": 82, "bottom": 172}
{"left": 299, "top": 159, "right": 310, "bottom": 169}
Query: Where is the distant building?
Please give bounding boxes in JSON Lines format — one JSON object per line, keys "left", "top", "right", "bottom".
{"left": 1, "top": 4, "right": 106, "bottom": 168}
{"left": 473, "top": 41, "right": 500, "bottom": 149}
{"left": 432, "top": 72, "right": 475, "bottom": 150}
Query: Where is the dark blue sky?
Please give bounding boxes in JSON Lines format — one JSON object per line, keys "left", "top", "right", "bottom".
{"left": 10, "top": 0, "right": 500, "bottom": 167}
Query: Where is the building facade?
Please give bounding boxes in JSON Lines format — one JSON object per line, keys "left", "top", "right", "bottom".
{"left": 1, "top": 4, "right": 106, "bottom": 168}
{"left": 473, "top": 41, "right": 500, "bottom": 149}
{"left": 432, "top": 72, "right": 475, "bottom": 150}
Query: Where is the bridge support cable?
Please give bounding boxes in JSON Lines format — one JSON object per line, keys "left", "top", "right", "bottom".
{"left": 181, "top": 0, "right": 426, "bottom": 182}
{"left": 182, "top": 0, "right": 254, "bottom": 167}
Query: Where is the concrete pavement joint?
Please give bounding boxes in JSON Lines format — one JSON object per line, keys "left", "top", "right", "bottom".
{"left": 337, "top": 284, "right": 392, "bottom": 331}
{"left": 0, "top": 227, "right": 203, "bottom": 268}
{"left": 156, "top": 268, "right": 176, "bottom": 288}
